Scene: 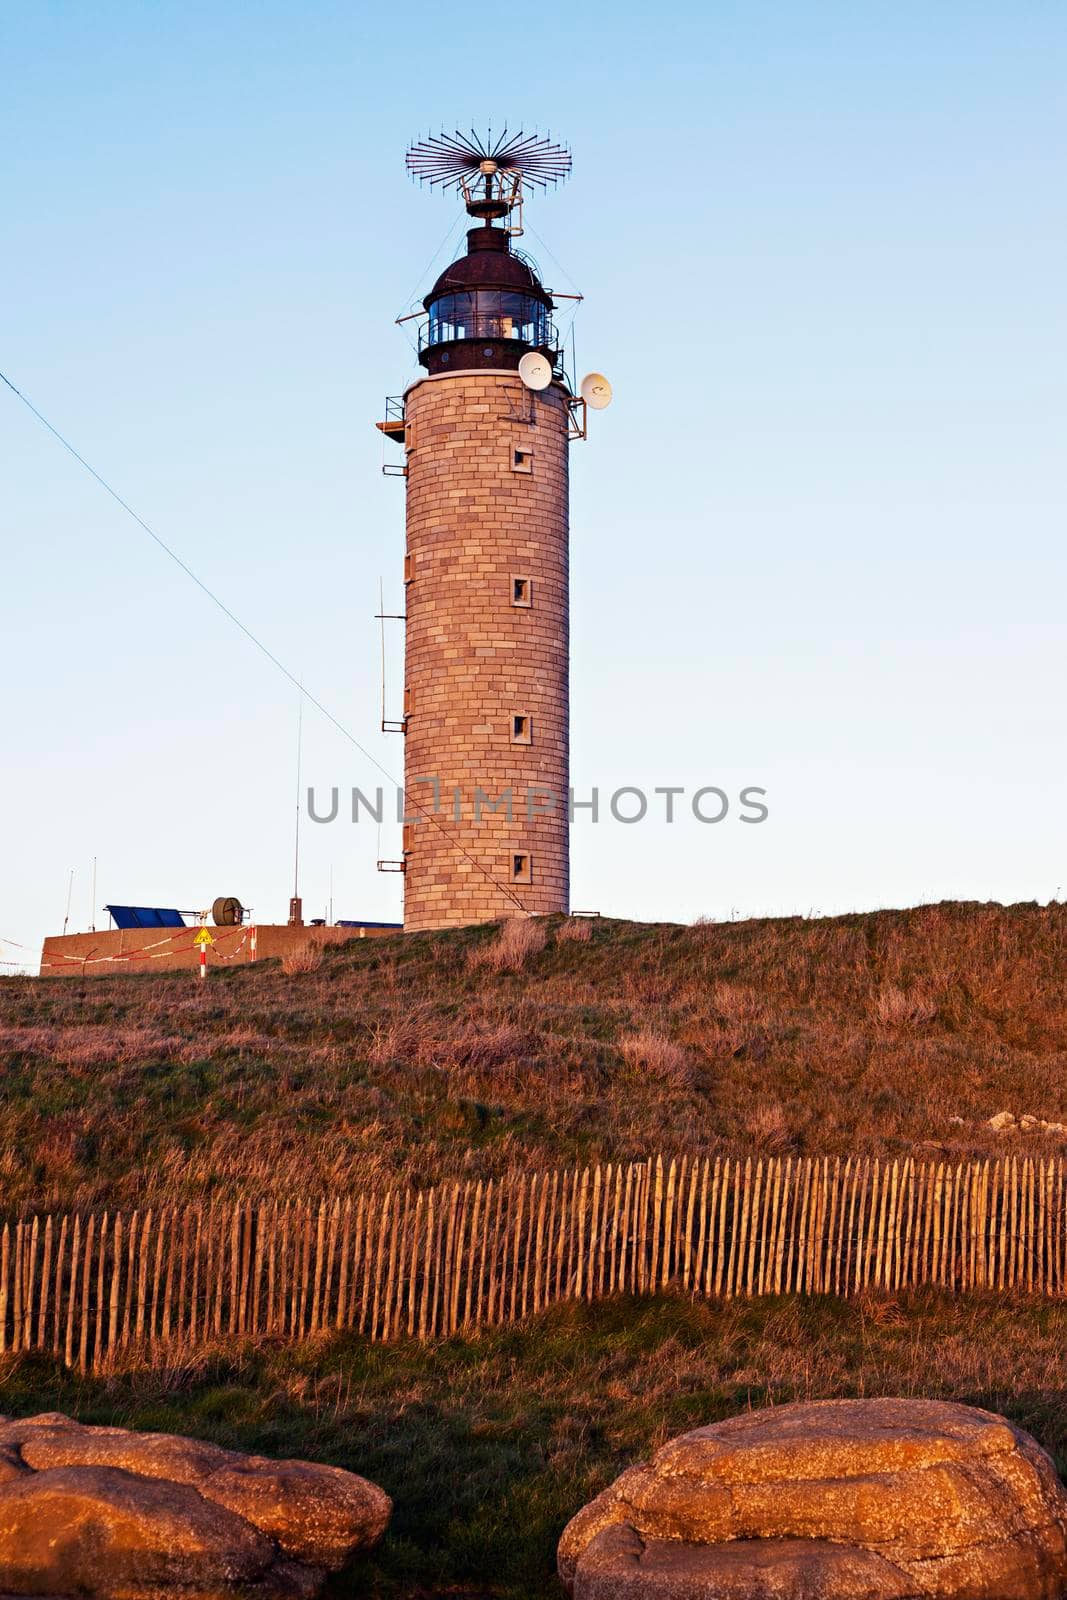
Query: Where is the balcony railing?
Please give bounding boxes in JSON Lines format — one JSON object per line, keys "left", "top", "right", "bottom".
{"left": 420, "top": 312, "right": 558, "bottom": 354}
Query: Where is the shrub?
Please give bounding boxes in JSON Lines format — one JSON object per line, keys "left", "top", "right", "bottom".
{"left": 872, "top": 984, "right": 938, "bottom": 1026}
{"left": 710, "top": 982, "right": 766, "bottom": 1023}
{"left": 619, "top": 1029, "right": 697, "bottom": 1089}
{"left": 747, "top": 1101, "right": 792, "bottom": 1152}
{"left": 282, "top": 940, "right": 325, "bottom": 976}
{"left": 557, "top": 917, "right": 593, "bottom": 944}
{"left": 467, "top": 918, "right": 548, "bottom": 973}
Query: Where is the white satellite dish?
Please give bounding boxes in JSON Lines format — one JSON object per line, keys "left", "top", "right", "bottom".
{"left": 580, "top": 372, "right": 613, "bottom": 410}
{"left": 518, "top": 351, "right": 553, "bottom": 391}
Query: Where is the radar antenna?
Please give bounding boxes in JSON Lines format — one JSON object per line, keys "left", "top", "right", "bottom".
{"left": 406, "top": 127, "right": 571, "bottom": 222}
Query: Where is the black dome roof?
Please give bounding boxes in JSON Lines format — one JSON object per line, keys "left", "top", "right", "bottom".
{"left": 424, "top": 227, "right": 552, "bottom": 309}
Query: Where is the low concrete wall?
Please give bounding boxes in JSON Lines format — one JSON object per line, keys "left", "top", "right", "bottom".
{"left": 39, "top": 922, "right": 401, "bottom": 977}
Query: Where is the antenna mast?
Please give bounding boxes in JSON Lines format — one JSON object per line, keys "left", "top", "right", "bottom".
{"left": 289, "top": 689, "right": 304, "bottom": 927}
{"left": 405, "top": 128, "right": 572, "bottom": 230}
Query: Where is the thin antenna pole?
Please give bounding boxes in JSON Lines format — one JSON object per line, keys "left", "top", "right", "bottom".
{"left": 293, "top": 689, "right": 304, "bottom": 902}
{"left": 90, "top": 856, "right": 97, "bottom": 933}
{"left": 62, "top": 869, "right": 74, "bottom": 936}
{"left": 329, "top": 865, "right": 334, "bottom": 927}
{"left": 379, "top": 578, "right": 387, "bottom": 730}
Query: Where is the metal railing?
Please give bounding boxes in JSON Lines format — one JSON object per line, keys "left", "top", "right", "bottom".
{"left": 420, "top": 314, "right": 558, "bottom": 354}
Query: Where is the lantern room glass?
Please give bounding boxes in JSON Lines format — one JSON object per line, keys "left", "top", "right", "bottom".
{"left": 427, "top": 291, "right": 550, "bottom": 349}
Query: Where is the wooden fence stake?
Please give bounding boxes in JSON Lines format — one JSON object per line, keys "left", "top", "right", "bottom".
{"left": 65, "top": 1214, "right": 81, "bottom": 1369}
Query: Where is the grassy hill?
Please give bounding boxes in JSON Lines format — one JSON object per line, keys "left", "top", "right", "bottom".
{"left": 1, "top": 899, "right": 1064, "bottom": 1211}
{"left": 2, "top": 899, "right": 1066, "bottom": 1596}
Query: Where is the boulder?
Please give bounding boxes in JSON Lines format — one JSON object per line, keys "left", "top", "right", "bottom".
{"left": 0, "top": 1467, "right": 297, "bottom": 1600}
{"left": 0, "top": 1413, "right": 390, "bottom": 1598}
{"left": 8, "top": 1417, "right": 230, "bottom": 1483}
{"left": 571, "top": 1525, "right": 922, "bottom": 1598}
{"left": 558, "top": 1398, "right": 1067, "bottom": 1599}
{"left": 203, "top": 1456, "right": 390, "bottom": 1571}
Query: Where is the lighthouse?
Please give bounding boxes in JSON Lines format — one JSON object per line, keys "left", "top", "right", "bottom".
{"left": 384, "top": 131, "right": 599, "bottom": 932}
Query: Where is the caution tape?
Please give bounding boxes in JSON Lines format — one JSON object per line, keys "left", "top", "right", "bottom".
{"left": 40, "top": 924, "right": 254, "bottom": 969}
{"left": 41, "top": 925, "right": 197, "bottom": 965}
{"left": 206, "top": 929, "right": 251, "bottom": 963}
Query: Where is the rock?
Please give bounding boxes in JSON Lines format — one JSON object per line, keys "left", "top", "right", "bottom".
{"left": 8, "top": 1418, "right": 390, "bottom": 1572}
{"left": 204, "top": 1456, "right": 391, "bottom": 1571}
{"left": 9, "top": 1417, "right": 231, "bottom": 1483}
{"left": 0, "top": 1467, "right": 295, "bottom": 1600}
{"left": 987, "top": 1110, "right": 1016, "bottom": 1132}
{"left": 558, "top": 1398, "right": 1067, "bottom": 1599}
{"left": 1020, "top": 1114, "right": 1040, "bottom": 1131}
{"left": 0, "top": 1414, "right": 390, "bottom": 1598}
{"left": 572, "top": 1525, "right": 922, "bottom": 1598}
{"left": 1042, "top": 1122, "right": 1067, "bottom": 1135}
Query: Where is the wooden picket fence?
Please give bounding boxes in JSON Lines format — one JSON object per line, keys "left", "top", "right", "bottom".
{"left": 2, "top": 1154, "right": 1065, "bottom": 1371}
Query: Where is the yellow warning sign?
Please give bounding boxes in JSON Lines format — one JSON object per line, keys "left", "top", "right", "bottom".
{"left": 193, "top": 928, "right": 214, "bottom": 946}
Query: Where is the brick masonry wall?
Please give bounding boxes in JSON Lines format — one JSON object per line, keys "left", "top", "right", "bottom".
{"left": 403, "top": 370, "right": 570, "bottom": 930}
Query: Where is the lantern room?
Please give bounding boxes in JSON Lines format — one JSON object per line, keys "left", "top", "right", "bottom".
{"left": 419, "top": 225, "right": 557, "bottom": 375}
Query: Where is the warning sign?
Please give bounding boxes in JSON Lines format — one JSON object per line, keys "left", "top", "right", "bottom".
{"left": 193, "top": 928, "right": 214, "bottom": 946}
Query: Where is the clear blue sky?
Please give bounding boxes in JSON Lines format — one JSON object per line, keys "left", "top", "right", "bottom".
{"left": 2, "top": 1, "right": 1064, "bottom": 968}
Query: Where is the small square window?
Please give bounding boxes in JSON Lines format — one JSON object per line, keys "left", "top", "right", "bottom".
{"left": 510, "top": 852, "right": 532, "bottom": 884}
{"left": 404, "top": 552, "right": 415, "bottom": 584}
{"left": 402, "top": 822, "right": 414, "bottom": 855}
{"left": 511, "top": 712, "right": 532, "bottom": 745}
{"left": 511, "top": 575, "right": 532, "bottom": 607}
{"left": 512, "top": 446, "right": 533, "bottom": 474}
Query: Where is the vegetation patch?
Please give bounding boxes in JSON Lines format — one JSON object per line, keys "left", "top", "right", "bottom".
{"left": 1, "top": 1293, "right": 1066, "bottom": 1598}
{"left": 0, "top": 902, "right": 1063, "bottom": 1209}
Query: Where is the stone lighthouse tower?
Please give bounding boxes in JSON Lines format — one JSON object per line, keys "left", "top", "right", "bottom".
{"left": 387, "top": 131, "right": 583, "bottom": 931}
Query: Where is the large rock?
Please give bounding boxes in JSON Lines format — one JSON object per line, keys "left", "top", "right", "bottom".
{"left": 571, "top": 1525, "right": 923, "bottom": 1598}
{"left": 202, "top": 1455, "right": 388, "bottom": 1571}
{"left": 0, "top": 1467, "right": 298, "bottom": 1600}
{"left": 0, "top": 1413, "right": 390, "bottom": 1599}
{"left": 558, "top": 1398, "right": 1067, "bottom": 1599}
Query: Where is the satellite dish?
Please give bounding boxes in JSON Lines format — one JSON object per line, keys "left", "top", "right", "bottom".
{"left": 518, "top": 351, "right": 553, "bottom": 391}
{"left": 580, "top": 372, "right": 613, "bottom": 410}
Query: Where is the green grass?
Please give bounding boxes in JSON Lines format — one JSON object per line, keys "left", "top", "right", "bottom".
{"left": 3, "top": 1291, "right": 1067, "bottom": 1598}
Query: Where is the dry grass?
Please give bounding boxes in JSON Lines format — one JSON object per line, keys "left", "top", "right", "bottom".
{"left": 281, "top": 939, "right": 325, "bottom": 976}
{"left": 557, "top": 916, "right": 594, "bottom": 943}
{"left": 0, "top": 900, "right": 1063, "bottom": 1209}
{"left": 871, "top": 982, "right": 939, "bottom": 1026}
{"left": 466, "top": 916, "right": 548, "bottom": 972}
{"left": 745, "top": 1100, "right": 793, "bottom": 1152}
{"left": 618, "top": 1028, "right": 697, "bottom": 1088}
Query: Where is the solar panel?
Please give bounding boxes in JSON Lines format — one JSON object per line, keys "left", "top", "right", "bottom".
{"left": 106, "top": 905, "right": 187, "bottom": 930}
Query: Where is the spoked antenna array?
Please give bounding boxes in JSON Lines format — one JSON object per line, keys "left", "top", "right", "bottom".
{"left": 406, "top": 128, "right": 572, "bottom": 222}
